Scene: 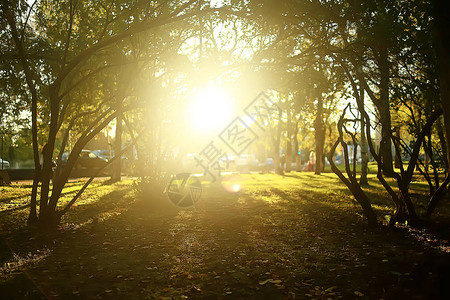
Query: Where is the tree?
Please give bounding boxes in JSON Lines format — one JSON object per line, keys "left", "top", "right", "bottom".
{"left": 3, "top": 0, "right": 226, "bottom": 227}
{"left": 427, "top": 0, "right": 450, "bottom": 217}
{"left": 327, "top": 104, "right": 378, "bottom": 227}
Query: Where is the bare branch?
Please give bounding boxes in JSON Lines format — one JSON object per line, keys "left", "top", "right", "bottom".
{"left": 20, "top": 0, "right": 38, "bottom": 42}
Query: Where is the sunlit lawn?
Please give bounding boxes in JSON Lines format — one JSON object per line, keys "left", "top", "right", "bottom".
{"left": 324, "top": 161, "right": 423, "bottom": 175}
{"left": 0, "top": 173, "right": 449, "bottom": 299}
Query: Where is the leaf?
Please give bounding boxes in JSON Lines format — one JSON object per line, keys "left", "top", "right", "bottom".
{"left": 325, "top": 286, "right": 338, "bottom": 292}
{"left": 260, "top": 279, "right": 282, "bottom": 285}
{"left": 354, "top": 291, "right": 364, "bottom": 297}
{"left": 190, "top": 285, "right": 201, "bottom": 292}
{"left": 269, "top": 279, "right": 282, "bottom": 284}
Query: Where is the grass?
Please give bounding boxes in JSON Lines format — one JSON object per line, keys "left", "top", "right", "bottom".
{"left": 0, "top": 173, "right": 449, "bottom": 299}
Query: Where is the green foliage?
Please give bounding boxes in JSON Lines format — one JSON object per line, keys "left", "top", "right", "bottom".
{"left": 1, "top": 0, "right": 448, "bottom": 225}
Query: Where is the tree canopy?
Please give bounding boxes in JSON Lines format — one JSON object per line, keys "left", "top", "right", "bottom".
{"left": 1, "top": 0, "right": 449, "bottom": 227}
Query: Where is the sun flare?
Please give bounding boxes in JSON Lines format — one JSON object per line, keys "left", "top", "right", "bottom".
{"left": 188, "top": 86, "right": 233, "bottom": 133}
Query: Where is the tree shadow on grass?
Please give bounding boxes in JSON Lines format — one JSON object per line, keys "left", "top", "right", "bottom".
{"left": 1, "top": 175, "right": 449, "bottom": 299}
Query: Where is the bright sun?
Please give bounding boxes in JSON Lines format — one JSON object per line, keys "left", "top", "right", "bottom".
{"left": 188, "top": 86, "right": 234, "bottom": 133}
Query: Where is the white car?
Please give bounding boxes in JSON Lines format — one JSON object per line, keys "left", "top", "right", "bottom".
{"left": 0, "top": 158, "right": 10, "bottom": 169}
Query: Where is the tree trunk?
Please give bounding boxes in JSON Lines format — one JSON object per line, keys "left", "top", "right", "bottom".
{"left": 112, "top": 112, "right": 123, "bottom": 182}
{"left": 360, "top": 89, "right": 368, "bottom": 185}
{"left": 285, "top": 112, "right": 292, "bottom": 173}
{"left": 427, "top": 173, "right": 450, "bottom": 218}
{"left": 430, "top": 0, "right": 450, "bottom": 217}
{"left": 377, "top": 48, "right": 394, "bottom": 175}
{"left": 272, "top": 111, "right": 283, "bottom": 175}
{"left": 437, "top": 119, "right": 448, "bottom": 172}
{"left": 38, "top": 84, "right": 63, "bottom": 228}
{"left": 285, "top": 139, "right": 292, "bottom": 173}
{"left": 4, "top": 2, "right": 40, "bottom": 225}
{"left": 294, "top": 121, "right": 301, "bottom": 171}
{"left": 394, "top": 127, "right": 402, "bottom": 169}
{"left": 327, "top": 138, "right": 378, "bottom": 227}
{"left": 399, "top": 182, "right": 419, "bottom": 224}
{"left": 314, "top": 96, "right": 324, "bottom": 175}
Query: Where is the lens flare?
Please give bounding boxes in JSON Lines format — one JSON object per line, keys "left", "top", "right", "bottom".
{"left": 222, "top": 175, "right": 244, "bottom": 193}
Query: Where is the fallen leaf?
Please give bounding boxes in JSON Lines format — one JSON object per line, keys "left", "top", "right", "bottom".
{"left": 325, "top": 286, "right": 338, "bottom": 292}
{"left": 259, "top": 279, "right": 270, "bottom": 285}
{"left": 269, "top": 279, "right": 282, "bottom": 284}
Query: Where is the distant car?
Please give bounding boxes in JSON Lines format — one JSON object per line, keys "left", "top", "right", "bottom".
{"left": 236, "top": 154, "right": 258, "bottom": 172}
{"left": 93, "top": 149, "right": 114, "bottom": 161}
{"left": 265, "top": 158, "right": 274, "bottom": 168}
{"left": 258, "top": 158, "right": 274, "bottom": 171}
{"left": 75, "top": 150, "right": 108, "bottom": 169}
{"left": 61, "top": 151, "right": 69, "bottom": 165}
{"left": 0, "top": 158, "right": 10, "bottom": 169}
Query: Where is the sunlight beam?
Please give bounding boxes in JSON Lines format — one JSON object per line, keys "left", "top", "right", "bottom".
{"left": 188, "top": 86, "right": 233, "bottom": 133}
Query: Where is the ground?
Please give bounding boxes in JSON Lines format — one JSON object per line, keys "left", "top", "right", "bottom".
{"left": 0, "top": 173, "right": 449, "bottom": 299}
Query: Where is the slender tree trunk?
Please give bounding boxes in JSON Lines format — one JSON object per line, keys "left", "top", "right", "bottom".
{"left": 38, "top": 85, "right": 63, "bottom": 227}
{"left": 377, "top": 47, "right": 394, "bottom": 175}
{"left": 360, "top": 88, "right": 368, "bottom": 185}
{"left": 285, "top": 111, "right": 292, "bottom": 173}
{"left": 285, "top": 139, "right": 292, "bottom": 173}
{"left": 4, "top": 2, "right": 40, "bottom": 225}
{"left": 328, "top": 136, "right": 378, "bottom": 227}
{"left": 294, "top": 122, "right": 301, "bottom": 172}
{"left": 112, "top": 111, "right": 123, "bottom": 182}
{"left": 272, "top": 111, "right": 283, "bottom": 175}
{"left": 427, "top": 173, "right": 450, "bottom": 218}
{"left": 394, "top": 127, "right": 402, "bottom": 169}
{"left": 28, "top": 94, "right": 39, "bottom": 224}
{"left": 437, "top": 119, "right": 448, "bottom": 173}
{"left": 424, "top": 133, "right": 440, "bottom": 191}
{"left": 399, "top": 182, "right": 419, "bottom": 223}
{"left": 314, "top": 96, "right": 324, "bottom": 175}
{"left": 352, "top": 143, "right": 358, "bottom": 178}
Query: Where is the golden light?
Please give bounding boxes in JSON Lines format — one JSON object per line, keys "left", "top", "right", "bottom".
{"left": 188, "top": 86, "right": 234, "bottom": 133}
{"left": 222, "top": 174, "right": 244, "bottom": 193}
